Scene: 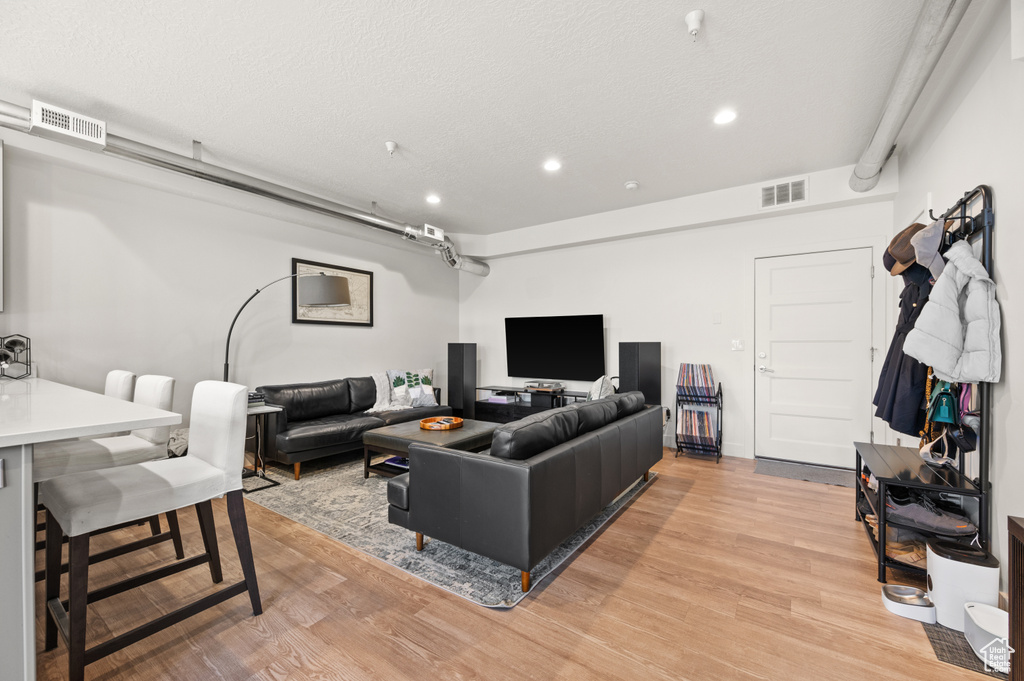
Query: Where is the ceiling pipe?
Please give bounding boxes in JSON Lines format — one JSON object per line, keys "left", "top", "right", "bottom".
{"left": 0, "top": 98, "right": 489, "bottom": 275}
{"left": 849, "top": 0, "right": 971, "bottom": 192}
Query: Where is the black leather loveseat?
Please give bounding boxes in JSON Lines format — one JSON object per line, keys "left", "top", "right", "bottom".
{"left": 386, "top": 391, "right": 661, "bottom": 592}
{"left": 256, "top": 377, "right": 451, "bottom": 479}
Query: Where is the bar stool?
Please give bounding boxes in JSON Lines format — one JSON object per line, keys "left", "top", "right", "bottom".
{"left": 33, "top": 375, "right": 180, "bottom": 579}
{"left": 41, "top": 381, "right": 262, "bottom": 681}
{"left": 104, "top": 369, "right": 136, "bottom": 401}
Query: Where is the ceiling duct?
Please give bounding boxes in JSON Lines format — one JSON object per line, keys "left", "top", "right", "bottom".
{"left": 849, "top": 0, "right": 971, "bottom": 192}
{"left": 0, "top": 98, "right": 489, "bottom": 276}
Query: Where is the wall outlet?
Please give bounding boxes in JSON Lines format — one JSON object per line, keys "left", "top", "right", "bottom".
{"left": 731, "top": 339, "right": 744, "bottom": 351}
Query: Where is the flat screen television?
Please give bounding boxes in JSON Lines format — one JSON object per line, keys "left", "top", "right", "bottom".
{"left": 505, "top": 314, "right": 605, "bottom": 381}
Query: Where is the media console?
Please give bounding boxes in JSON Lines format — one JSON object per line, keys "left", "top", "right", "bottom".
{"left": 474, "top": 385, "right": 589, "bottom": 424}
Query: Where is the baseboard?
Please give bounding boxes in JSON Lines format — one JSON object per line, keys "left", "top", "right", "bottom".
{"left": 754, "top": 455, "right": 854, "bottom": 472}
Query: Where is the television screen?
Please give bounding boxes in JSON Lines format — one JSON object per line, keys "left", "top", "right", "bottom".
{"left": 505, "top": 314, "right": 605, "bottom": 381}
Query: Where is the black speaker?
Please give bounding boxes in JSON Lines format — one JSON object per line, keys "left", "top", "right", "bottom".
{"left": 619, "top": 342, "right": 661, "bottom": 405}
{"left": 448, "top": 343, "right": 477, "bottom": 419}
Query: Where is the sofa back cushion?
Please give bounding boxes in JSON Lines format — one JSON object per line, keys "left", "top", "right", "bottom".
{"left": 569, "top": 399, "right": 618, "bottom": 435}
{"left": 348, "top": 376, "right": 376, "bottom": 413}
{"left": 604, "top": 391, "right": 646, "bottom": 418}
{"left": 490, "top": 407, "right": 580, "bottom": 460}
{"left": 256, "top": 379, "right": 351, "bottom": 422}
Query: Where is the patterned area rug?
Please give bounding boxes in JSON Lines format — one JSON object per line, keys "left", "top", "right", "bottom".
{"left": 753, "top": 458, "right": 855, "bottom": 488}
{"left": 242, "top": 455, "right": 655, "bottom": 608}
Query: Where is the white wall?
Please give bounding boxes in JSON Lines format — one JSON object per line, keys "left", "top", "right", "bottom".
{"left": 894, "top": 2, "right": 1024, "bottom": 585}
{"left": 0, "top": 140, "right": 460, "bottom": 420}
{"left": 459, "top": 199, "right": 894, "bottom": 455}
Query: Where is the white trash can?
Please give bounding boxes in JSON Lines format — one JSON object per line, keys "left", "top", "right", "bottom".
{"left": 926, "top": 538, "right": 999, "bottom": 632}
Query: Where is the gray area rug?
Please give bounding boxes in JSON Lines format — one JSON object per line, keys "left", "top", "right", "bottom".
{"left": 923, "top": 622, "right": 1008, "bottom": 679}
{"left": 243, "top": 455, "right": 655, "bottom": 608}
{"left": 753, "top": 458, "right": 855, "bottom": 488}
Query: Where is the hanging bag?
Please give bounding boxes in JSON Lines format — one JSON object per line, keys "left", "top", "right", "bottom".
{"left": 927, "top": 380, "right": 959, "bottom": 425}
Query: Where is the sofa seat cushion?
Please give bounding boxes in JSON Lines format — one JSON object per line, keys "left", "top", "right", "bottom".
{"left": 374, "top": 404, "right": 453, "bottom": 426}
{"left": 490, "top": 407, "right": 580, "bottom": 460}
{"left": 388, "top": 472, "right": 410, "bottom": 510}
{"left": 276, "top": 414, "right": 384, "bottom": 452}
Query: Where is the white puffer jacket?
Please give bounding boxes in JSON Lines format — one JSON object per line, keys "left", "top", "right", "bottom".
{"left": 904, "top": 240, "right": 1001, "bottom": 383}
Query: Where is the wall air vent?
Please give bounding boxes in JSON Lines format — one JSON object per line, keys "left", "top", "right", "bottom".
{"left": 759, "top": 177, "right": 808, "bottom": 210}
{"left": 29, "top": 100, "right": 106, "bottom": 150}
{"left": 422, "top": 224, "right": 445, "bottom": 242}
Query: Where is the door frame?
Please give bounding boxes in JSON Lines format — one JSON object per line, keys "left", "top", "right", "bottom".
{"left": 739, "top": 236, "right": 895, "bottom": 460}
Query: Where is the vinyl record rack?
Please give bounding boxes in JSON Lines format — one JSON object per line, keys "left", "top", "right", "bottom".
{"left": 675, "top": 363, "right": 723, "bottom": 463}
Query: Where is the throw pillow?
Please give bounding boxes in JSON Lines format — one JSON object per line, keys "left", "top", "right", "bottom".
{"left": 386, "top": 369, "right": 412, "bottom": 408}
{"left": 367, "top": 371, "right": 391, "bottom": 412}
{"left": 587, "top": 375, "right": 615, "bottom": 401}
{"left": 387, "top": 368, "right": 438, "bottom": 408}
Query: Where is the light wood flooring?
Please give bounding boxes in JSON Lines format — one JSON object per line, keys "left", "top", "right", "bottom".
{"left": 34, "top": 449, "right": 976, "bottom": 680}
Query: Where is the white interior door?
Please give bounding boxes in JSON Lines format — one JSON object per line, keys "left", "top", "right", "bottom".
{"left": 754, "top": 248, "right": 873, "bottom": 468}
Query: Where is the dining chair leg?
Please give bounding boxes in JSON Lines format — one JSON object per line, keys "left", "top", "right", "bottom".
{"left": 195, "top": 500, "right": 223, "bottom": 584}
{"left": 44, "top": 509, "right": 63, "bottom": 651}
{"left": 67, "top": 533, "right": 90, "bottom": 681}
{"left": 165, "top": 510, "right": 185, "bottom": 559}
{"left": 148, "top": 515, "right": 162, "bottom": 536}
{"left": 226, "top": 490, "right": 263, "bottom": 616}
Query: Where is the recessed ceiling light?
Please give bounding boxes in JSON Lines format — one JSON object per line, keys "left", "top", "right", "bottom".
{"left": 543, "top": 159, "right": 562, "bottom": 172}
{"left": 714, "top": 109, "right": 737, "bottom": 125}
{"left": 426, "top": 194, "right": 441, "bottom": 204}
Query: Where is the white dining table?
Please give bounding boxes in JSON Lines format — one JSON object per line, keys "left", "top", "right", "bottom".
{"left": 0, "top": 378, "right": 181, "bottom": 681}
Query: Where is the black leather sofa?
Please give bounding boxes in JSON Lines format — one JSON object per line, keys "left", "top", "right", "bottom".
{"left": 386, "top": 391, "right": 662, "bottom": 591}
{"left": 256, "top": 377, "right": 451, "bottom": 479}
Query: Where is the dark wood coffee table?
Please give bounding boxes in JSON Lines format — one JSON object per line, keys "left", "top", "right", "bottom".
{"left": 362, "top": 419, "right": 498, "bottom": 478}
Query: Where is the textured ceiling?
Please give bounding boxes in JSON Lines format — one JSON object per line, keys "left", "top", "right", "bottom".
{"left": 2, "top": 0, "right": 923, "bottom": 235}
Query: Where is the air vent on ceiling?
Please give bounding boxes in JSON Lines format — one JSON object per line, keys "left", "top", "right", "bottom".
{"left": 759, "top": 177, "right": 808, "bottom": 210}
{"left": 29, "top": 100, "right": 106, "bottom": 150}
{"left": 422, "top": 224, "right": 445, "bottom": 242}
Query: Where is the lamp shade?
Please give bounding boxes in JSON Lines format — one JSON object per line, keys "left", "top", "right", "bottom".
{"left": 298, "top": 273, "right": 351, "bottom": 307}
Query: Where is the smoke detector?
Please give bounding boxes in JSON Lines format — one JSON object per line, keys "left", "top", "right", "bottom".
{"left": 624, "top": 180, "right": 640, "bottom": 190}
{"left": 29, "top": 100, "right": 106, "bottom": 150}
{"left": 685, "top": 10, "right": 705, "bottom": 40}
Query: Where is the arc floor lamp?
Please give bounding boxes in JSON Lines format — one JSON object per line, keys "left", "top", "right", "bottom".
{"left": 223, "top": 272, "right": 351, "bottom": 382}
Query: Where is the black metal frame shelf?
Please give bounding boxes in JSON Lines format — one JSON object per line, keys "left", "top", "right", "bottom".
{"left": 675, "top": 384, "right": 723, "bottom": 463}
{"left": 853, "top": 184, "right": 995, "bottom": 582}
{"left": 855, "top": 441, "right": 987, "bottom": 582}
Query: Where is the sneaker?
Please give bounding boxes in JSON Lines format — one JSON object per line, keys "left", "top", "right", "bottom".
{"left": 886, "top": 540, "right": 927, "bottom": 567}
{"left": 884, "top": 490, "right": 977, "bottom": 536}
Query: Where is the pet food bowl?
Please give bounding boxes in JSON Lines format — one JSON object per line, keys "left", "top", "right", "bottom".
{"left": 881, "top": 585, "right": 936, "bottom": 624}
{"left": 964, "top": 602, "right": 1010, "bottom": 673}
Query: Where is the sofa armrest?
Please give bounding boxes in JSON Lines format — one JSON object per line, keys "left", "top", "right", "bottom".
{"left": 404, "top": 443, "right": 532, "bottom": 571}
{"left": 260, "top": 404, "right": 286, "bottom": 462}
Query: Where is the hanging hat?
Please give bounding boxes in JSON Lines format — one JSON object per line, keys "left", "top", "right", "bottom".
{"left": 911, "top": 219, "right": 949, "bottom": 281}
{"left": 887, "top": 222, "right": 928, "bottom": 276}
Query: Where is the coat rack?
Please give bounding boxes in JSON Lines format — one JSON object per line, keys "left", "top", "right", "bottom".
{"left": 933, "top": 184, "right": 995, "bottom": 548}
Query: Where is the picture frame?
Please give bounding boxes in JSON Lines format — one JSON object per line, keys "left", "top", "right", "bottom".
{"left": 291, "top": 258, "right": 373, "bottom": 326}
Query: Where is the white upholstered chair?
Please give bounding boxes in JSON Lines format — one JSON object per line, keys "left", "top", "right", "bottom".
{"left": 34, "top": 374, "right": 175, "bottom": 482}
{"left": 104, "top": 369, "right": 136, "bottom": 401}
{"left": 41, "top": 380, "right": 262, "bottom": 681}
{"left": 33, "top": 375, "right": 180, "bottom": 580}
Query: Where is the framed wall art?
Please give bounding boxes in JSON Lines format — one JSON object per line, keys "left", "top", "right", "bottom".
{"left": 291, "top": 258, "right": 373, "bottom": 326}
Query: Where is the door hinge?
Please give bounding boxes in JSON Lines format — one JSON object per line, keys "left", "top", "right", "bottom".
{"left": 870, "top": 431, "right": 875, "bottom": 443}
{"left": 871, "top": 265, "right": 875, "bottom": 279}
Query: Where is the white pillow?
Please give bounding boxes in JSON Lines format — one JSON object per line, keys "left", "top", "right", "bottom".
{"left": 587, "top": 375, "right": 615, "bottom": 401}
{"left": 366, "top": 372, "right": 392, "bottom": 412}
{"left": 386, "top": 369, "right": 438, "bottom": 408}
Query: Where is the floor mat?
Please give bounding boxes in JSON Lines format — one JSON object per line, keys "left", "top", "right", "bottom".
{"left": 753, "top": 458, "right": 854, "bottom": 488}
{"left": 922, "top": 622, "right": 1008, "bottom": 679}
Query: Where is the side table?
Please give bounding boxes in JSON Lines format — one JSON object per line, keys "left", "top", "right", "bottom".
{"left": 244, "top": 403, "right": 283, "bottom": 493}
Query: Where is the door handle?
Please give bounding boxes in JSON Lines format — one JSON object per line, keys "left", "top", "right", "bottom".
{"left": 758, "top": 365, "right": 775, "bottom": 374}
